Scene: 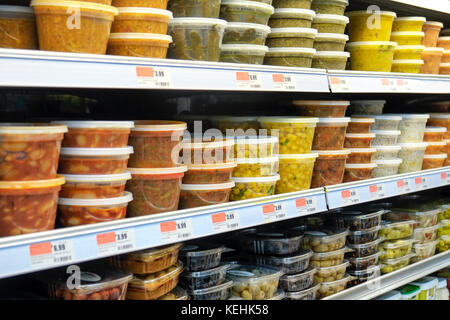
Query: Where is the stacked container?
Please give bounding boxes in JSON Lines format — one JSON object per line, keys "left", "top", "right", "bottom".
{"left": 419, "top": 21, "right": 445, "bottom": 74}
{"left": 427, "top": 114, "right": 450, "bottom": 163}
{"left": 52, "top": 121, "right": 134, "bottom": 227}
{"left": 422, "top": 126, "right": 448, "bottom": 170}
{"left": 0, "top": 5, "right": 38, "bottom": 50}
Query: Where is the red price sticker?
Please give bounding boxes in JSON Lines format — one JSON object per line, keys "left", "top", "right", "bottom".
{"left": 136, "top": 66, "right": 171, "bottom": 88}
{"left": 381, "top": 78, "right": 397, "bottom": 92}
{"left": 211, "top": 212, "right": 240, "bottom": 232}
{"left": 263, "top": 203, "right": 286, "bottom": 223}
{"left": 272, "top": 73, "right": 296, "bottom": 90}
{"left": 296, "top": 197, "right": 318, "bottom": 216}
{"left": 369, "top": 184, "right": 386, "bottom": 199}
{"left": 29, "top": 240, "right": 74, "bottom": 268}
{"left": 369, "top": 185, "right": 378, "bottom": 193}
{"left": 415, "top": 177, "right": 422, "bottom": 184}
{"left": 160, "top": 219, "right": 193, "bottom": 243}
{"left": 341, "top": 189, "right": 360, "bottom": 205}
{"left": 329, "top": 77, "right": 349, "bottom": 92}
{"left": 397, "top": 179, "right": 411, "bottom": 193}
{"left": 97, "top": 230, "right": 135, "bottom": 256}
{"left": 236, "top": 71, "right": 262, "bottom": 89}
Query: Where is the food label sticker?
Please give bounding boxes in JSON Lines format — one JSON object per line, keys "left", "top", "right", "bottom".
{"left": 415, "top": 176, "right": 428, "bottom": 189}
{"left": 136, "top": 66, "right": 171, "bottom": 88}
{"left": 396, "top": 79, "right": 412, "bottom": 92}
{"left": 262, "top": 203, "right": 287, "bottom": 223}
{"left": 236, "top": 71, "right": 262, "bottom": 90}
{"left": 441, "top": 172, "right": 450, "bottom": 184}
{"left": 296, "top": 197, "right": 318, "bottom": 216}
{"left": 160, "top": 219, "right": 193, "bottom": 243}
{"left": 381, "top": 78, "right": 397, "bottom": 92}
{"left": 211, "top": 211, "right": 241, "bottom": 233}
{"left": 329, "top": 77, "right": 350, "bottom": 92}
{"left": 96, "top": 229, "right": 135, "bottom": 256}
{"left": 341, "top": 189, "right": 360, "bottom": 205}
{"left": 369, "top": 184, "right": 386, "bottom": 200}
{"left": 29, "top": 240, "right": 75, "bottom": 268}
{"left": 396, "top": 179, "right": 412, "bottom": 193}
{"left": 272, "top": 73, "right": 296, "bottom": 91}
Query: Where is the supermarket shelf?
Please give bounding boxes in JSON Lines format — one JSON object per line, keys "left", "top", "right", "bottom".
{"left": 0, "top": 188, "right": 327, "bottom": 280}
{"left": 325, "top": 166, "right": 450, "bottom": 209}
{"left": 0, "top": 48, "right": 329, "bottom": 92}
{"left": 323, "top": 250, "right": 450, "bottom": 300}
{"left": 328, "top": 70, "right": 450, "bottom": 94}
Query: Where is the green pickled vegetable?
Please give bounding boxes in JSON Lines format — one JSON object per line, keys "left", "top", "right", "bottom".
{"left": 264, "top": 55, "right": 313, "bottom": 67}
{"left": 311, "top": 0, "right": 347, "bottom": 15}
{"left": 220, "top": 4, "right": 273, "bottom": 25}
{"left": 312, "top": 56, "right": 348, "bottom": 70}
{"left": 313, "top": 39, "right": 346, "bottom": 51}
{"left": 223, "top": 28, "right": 267, "bottom": 45}
{"left": 312, "top": 22, "right": 346, "bottom": 34}
{"left": 220, "top": 53, "right": 265, "bottom": 64}
{"left": 168, "top": 0, "right": 221, "bottom": 18}
{"left": 266, "top": 37, "right": 314, "bottom": 48}
{"left": 269, "top": 18, "right": 312, "bottom": 28}
{"left": 272, "top": 0, "right": 312, "bottom": 9}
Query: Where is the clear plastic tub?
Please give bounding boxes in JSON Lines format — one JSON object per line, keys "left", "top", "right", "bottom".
{"left": 61, "top": 172, "right": 131, "bottom": 199}
{"left": 158, "top": 286, "right": 189, "bottom": 300}
{"left": 389, "top": 199, "right": 440, "bottom": 228}
{"left": 378, "top": 238, "right": 414, "bottom": 260}
{"left": 347, "top": 239, "right": 383, "bottom": 258}
{"left": 422, "top": 21, "right": 443, "bottom": 47}
{"left": 380, "top": 253, "right": 415, "bottom": 274}
{"left": 311, "top": 0, "right": 348, "bottom": 15}
{"left": 312, "top": 14, "right": 348, "bottom": 34}
{"left": 440, "top": 63, "right": 450, "bottom": 74}
{"left": 379, "top": 220, "right": 415, "bottom": 240}
{"left": 346, "top": 41, "right": 397, "bottom": 72}
{"left": 372, "top": 145, "right": 401, "bottom": 160}
{"left": 272, "top": 0, "right": 312, "bottom": 9}
{"left": 302, "top": 228, "right": 349, "bottom": 253}
{"left": 59, "top": 147, "right": 133, "bottom": 175}
{"left": 126, "top": 262, "right": 184, "bottom": 300}
{"left": 397, "top": 142, "right": 427, "bottom": 173}
{"left": 347, "top": 148, "right": 376, "bottom": 164}
{"left": 31, "top": 0, "right": 118, "bottom": 54}
{"left": 0, "top": 5, "right": 38, "bottom": 49}
{"left": 211, "top": 115, "right": 260, "bottom": 135}
{"left": 346, "top": 11, "right": 396, "bottom": 41}
{"left": 181, "top": 139, "right": 234, "bottom": 165}
{"left": 232, "top": 135, "right": 279, "bottom": 158}
{"left": 269, "top": 8, "right": 315, "bottom": 28}
{"left": 0, "top": 124, "right": 67, "bottom": 181}
{"left": 183, "top": 162, "right": 236, "bottom": 184}
{"left": 310, "top": 247, "right": 349, "bottom": 267}
{"left": 129, "top": 120, "right": 186, "bottom": 168}
{"left": 347, "top": 117, "right": 375, "bottom": 134}
{"left": 422, "top": 153, "right": 447, "bottom": 169}
{"left": 343, "top": 163, "right": 377, "bottom": 182}
{"left": 392, "top": 17, "right": 426, "bottom": 32}
{"left": 424, "top": 126, "right": 447, "bottom": 142}
{"left": 438, "top": 220, "right": 450, "bottom": 237}
{"left": 439, "top": 203, "right": 450, "bottom": 221}
{"left": 58, "top": 191, "right": 133, "bottom": 226}
{"left": 397, "top": 113, "right": 430, "bottom": 142}
{"left": 372, "top": 158, "right": 402, "bottom": 178}
{"left": 180, "top": 243, "right": 225, "bottom": 272}
{"left": 394, "top": 45, "right": 425, "bottom": 60}
{"left": 179, "top": 181, "right": 234, "bottom": 209}
{"left": 220, "top": 44, "right": 268, "bottom": 64}
{"left": 312, "top": 51, "right": 349, "bottom": 70}
{"left": 167, "top": 18, "right": 227, "bottom": 62}
{"left": 391, "top": 59, "right": 423, "bottom": 73}
{"left": 436, "top": 234, "right": 450, "bottom": 252}
{"left": 249, "top": 248, "right": 313, "bottom": 274}
{"left": 347, "top": 226, "right": 381, "bottom": 245}
{"left": 310, "top": 149, "right": 350, "bottom": 187}
{"left": 267, "top": 27, "right": 317, "bottom": 48}
{"left": 437, "top": 37, "right": 450, "bottom": 50}
{"left": 317, "top": 275, "right": 351, "bottom": 298}
{"left": 0, "top": 176, "right": 65, "bottom": 237}
{"left": 314, "top": 260, "right": 348, "bottom": 283}
{"left": 112, "top": 0, "right": 168, "bottom": 9}
{"left": 111, "top": 7, "right": 172, "bottom": 34}
{"left": 276, "top": 153, "right": 317, "bottom": 193}
{"left": 370, "top": 130, "right": 400, "bottom": 146}
{"left": 328, "top": 209, "right": 384, "bottom": 231}
{"left": 231, "top": 174, "right": 279, "bottom": 200}
{"left": 312, "top": 117, "right": 350, "bottom": 150}
{"left": 220, "top": 0, "right": 274, "bottom": 25}
{"left": 126, "top": 166, "right": 186, "bottom": 216}
{"left": 344, "top": 133, "right": 376, "bottom": 148}
{"left": 227, "top": 264, "right": 282, "bottom": 300}
{"left": 292, "top": 100, "right": 349, "bottom": 118}
{"left": 187, "top": 280, "right": 233, "bottom": 300}
{"left": 264, "top": 47, "right": 316, "bottom": 67}
{"left": 107, "top": 32, "right": 172, "bottom": 58}
{"left": 222, "top": 22, "right": 271, "bottom": 45}
{"left": 258, "top": 116, "right": 318, "bottom": 154}
{"left": 284, "top": 283, "right": 320, "bottom": 300}
{"left": 442, "top": 50, "right": 450, "bottom": 63}
{"left": 427, "top": 113, "right": 450, "bottom": 139}
{"left": 347, "top": 266, "right": 381, "bottom": 287}
{"left": 421, "top": 47, "right": 444, "bottom": 74}
{"left": 180, "top": 264, "right": 229, "bottom": 290}
{"left": 348, "top": 252, "right": 381, "bottom": 271}
{"left": 412, "top": 241, "right": 438, "bottom": 263}
{"left": 348, "top": 100, "right": 386, "bottom": 115}
{"left": 241, "top": 230, "right": 305, "bottom": 255}
{"left": 413, "top": 225, "right": 439, "bottom": 244}
{"left": 390, "top": 31, "right": 424, "bottom": 45}
{"left": 280, "top": 266, "right": 316, "bottom": 291}
{"left": 269, "top": 290, "right": 286, "bottom": 300}
{"left": 313, "top": 33, "right": 348, "bottom": 51}
{"left": 445, "top": 140, "right": 450, "bottom": 166}
{"left": 168, "top": 0, "right": 221, "bottom": 18}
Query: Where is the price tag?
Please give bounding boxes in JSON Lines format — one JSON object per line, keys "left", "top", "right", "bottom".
{"left": 381, "top": 78, "right": 397, "bottom": 92}
{"left": 235, "top": 71, "right": 262, "bottom": 90}
{"left": 341, "top": 189, "right": 360, "bottom": 206}
{"left": 329, "top": 77, "right": 350, "bottom": 92}
{"left": 415, "top": 176, "right": 428, "bottom": 189}
{"left": 441, "top": 172, "right": 450, "bottom": 185}
{"left": 29, "top": 240, "right": 75, "bottom": 268}
{"left": 262, "top": 203, "right": 287, "bottom": 223}
{"left": 96, "top": 230, "right": 135, "bottom": 256}
{"left": 296, "top": 197, "right": 318, "bottom": 216}
{"left": 211, "top": 211, "right": 241, "bottom": 233}
{"left": 397, "top": 179, "right": 412, "bottom": 193}
{"left": 396, "top": 79, "right": 411, "bottom": 92}
{"left": 369, "top": 184, "right": 386, "bottom": 200}
{"left": 136, "top": 66, "right": 171, "bottom": 88}
{"left": 272, "top": 73, "right": 296, "bottom": 91}
{"left": 160, "top": 219, "right": 193, "bottom": 243}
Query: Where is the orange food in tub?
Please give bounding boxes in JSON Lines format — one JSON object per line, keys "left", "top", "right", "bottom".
{"left": 111, "top": 7, "right": 172, "bottom": 34}
{"left": 292, "top": 100, "right": 350, "bottom": 118}
{"left": 440, "top": 63, "right": 450, "bottom": 74}
{"left": 180, "top": 139, "right": 234, "bottom": 165}
{"left": 422, "top": 154, "right": 447, "bottom": 170}
{"left": 425, "top": 141, "right": 446, "bottom": 155}
{"left": 343, "top": 163, "right": 377, "bottom": 182}
{"left": 0, "top": 176, "right": 65, "bottom": 237}
{"left": 0, "top": 5, "right": 38, "bottom": 49}
{"left": 60, "top": 172, "right": 131, "bottom": 198}
{"left": 179, "top": 182, "right": 234, "bottom": 209}
{"left": 312, "top": 117, "right": 350, "bottom": 150}
{"left": 311, "top": 149, "right": 350, "bottom": 187}
{"left": 422, "top": 21, "right": 443, "bottom": 47}
{"left": 347, "top": 148, "right": 376, "bottom": 164}
{"left": 347, "top": 117, "right": 375, "bottom": 133}
{"left": 108, "top": 33, "right": 172, "bottom": 58}
{"left": 183, "top": 162, "right": 236, "bottom": 184}
{"left": 442, "top": 50, "right": 450, "bottom": 63}
{"left": 112, "top": 0, "right": 169, "bottom": 9}
{"left": 423, "top": 126, "right": 446, "bottom": 142}
{"left": 421, "top": 47, "right": 444, "bottom": 74}
{"left": 344, "top": 133, "right": 376, "bottom": 148}
{"left": 428, "top": 114, "right": 450, "bottom": 139}
{"left": 0, "top": 124, "right": 67, "bottom": 181}
{"left": 444, "top": 140, "right": 450, "bottom": 166}
{"left": 437, "top": 37, "right": 450, "bottom": 50}
{"left": 72, "top": 0, "right": 112, "bottom": 4}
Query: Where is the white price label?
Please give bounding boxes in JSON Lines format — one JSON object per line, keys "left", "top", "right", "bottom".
{"left": 236, "top": 71, "right": 262, "bottom": 90}
{"left": 96, "top": 230, "right": 135, "bottom": 256}
{"left": 263, "top": 203, "right": 287, "bottom": 223}
{"left": 160, "top": 219, "right": 193, "bottom": 243}
{"left": 211, "top": 211, "right": 241, "bottom": 233}
{"left": 381, "top": 78, "right": 397, "bottom": 92}
{"left": 330, "top": 77, "right": 350, "bottom": 92}
{"left": 397, "top": 179, "right": 412, "bottom": 194}
{"left": 272, "top": 73, "right": 296, "bottom": 91}
{"left": 136, "top": 66, "right": 171, "bottom": 88}
{"left": 395, "top": 79, "right": 412, "bottom": 92}
{"left": 415, "top": 176, "right": 428, "bottom": 189}
{"left": 369, "top": 184, "right": 386, "bottom": 200}
{"left": 341, "top": 189, "right": 360, "bottom": 206}
{"left": 29, "top": 240, "right": 75, "bottom": 268}
{"left": 441, "top": 172, "right": 450, "bottom": 185}
{"left": 296, "top": 197, "right": 318, "bottom": 216}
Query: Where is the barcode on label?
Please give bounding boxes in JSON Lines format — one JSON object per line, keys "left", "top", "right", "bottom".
{"left": 118, "top": 244, "right": 133, "bottom": 251}
{"left": 229, "top": 223, "right": 239, "bottom": 229}
{"left": 53, "top": 256, "right": 72, "bottom": 263}
{"left": 157, "top": 82, "right": 170, "bottom": 87}
{"left": 178, "top": 233, "right": 191, "bottom": 239}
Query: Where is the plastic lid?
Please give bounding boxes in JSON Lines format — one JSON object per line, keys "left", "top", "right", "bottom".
{"left": 395, "top": 16, "right": 426, "bottom": 22}
{"left": 187, "top": 162, "right": 237, "bottom": 170}
{"left": 58, "top": 191, "right": 133, "bottom": 206}
{"left": 374, "top": 158, "right": 402, "bottom": 165}
{"left": 395, "top": 45, "right": 425, "bottom": 50}
{"left": 272, "top": 8, "right": 315, "bottom": 19}
{"left": 348, "top": 148, "right": 376, "bottom": 153}
{"left": 313, "top": 149, "right": 351, "bottom": 155}
{"left": 226, "top": 264, "right": 283, "bottom": 282}
{"left": 349, "top": 117, "right": 375, "bottom": 123}
{"left": 284, "top": 283, "right": 320, "bottom": 299}
{"left": 126, "top": 243, "right": 183, "bottom": 260}
{"left": 0, "top": 5, "right": 33, "bottom": 14}
{"left": 423, "top": 153, "right": 447, "bottom": 159}
{"left": 132, "top": 120, "right": 187, "bottom": 131}
{"left": 345, "top": 132, "right": 376, "bottom": 138}
{"left": 235, "top": 156, "right": 279, "bottom": 164}
{"left": 315, "top": 33, "right": 349, "bottom": 44}
{"left": 266, "top": 47, "right": 316, "bottom": 55}
{"left": 268, "top": 27, "right": 317, "bottom": 38}
{"left": 371, "top": 130, "right": 401, "bottom": 135}
{"left": 400, "top": 284, "right": 420, "bottom": 297}
{"left": 305, "top": 228, "right": 348, "bottom": 240}
{"left": 231, "top": 135, "right": 278, "bottom": 144}
{"left": 0, "top": 176, "right": 65, "bottom": 190}
{"left": 169, "top": 17, "right": 228, "bottom": 28}
{"left": 30, "top": 0, "right": 118, "bottom": 15}
{"left": 232, "top": 174, "right": 280, "bottom": 183}
{"left": 313, "top": 14, "right": 349, "bottom": 24}
{"left": 0, "top": 124, "right": 68, "bottom": 135}
{"left": 391, "top": 31, "right": 425, "bottom": 37}
{"left": 423, "top": 47, "right": 445, "bottom": 53}
{"left": 411, "top": 276, "right": 439, "bottom": 291}
{"left": 392, "top": 59, "right": 424, "bottom": 65}
{"left": 181, "top": 264, "right": 229, "bottom": 279}
{"left": 63, "top": 172, "right": 132, "bottom": 183}
{"left": 182, "top": 139, "right": 234, "bottom": 149}
{"left": 117, "top": 7, "right": 172, "bottom": 18}
{"left": 225, "top": 22, "right": 271, "bottom": 33}
{"left": 221, "top": 0, "right": 275, "bottom": 14}
{"left": 109, "top": 33, "right": 173, "bottom": 42}
{"left": 129, "top": 261, "right": 183, "bottom": 288}
{"left": 128, "top": 166, "right": 188, "bottom": 175}
{"left": 438, "top": 37, "right": 450, "bottom": 41}
{"left": 348, "top": 225, "right": 381, "bottom": 236}
{"left": 60, "top": 146, "right": 134, "bottom": 156}
{"left": 346, "top": 10, "right": 396, "bottom": 18}
{"left": 258, "top": 116, "right": 319, "bottom": 124}
{"left": 346, "top": 41, "right": 397, "bottom": 48}
{"left": 279, "top": 153, "right": 318, "bottom": 159}
{"left": 374, "top": 145, "right": 401, "bottom": 151}
{"left": 180, "top": 181, "right": 235, "bottom": 191}
{"left": 387, "top": 113, "right": 430, "bottom": 119}
{"left": 398, "top": 142, "right": 428, "bottom": 149}
{"left": 318, "top": 117, "right": 351, "bottom": 123}
{"left": 187, "top": 280, "right": 233, "bottom": 295}
{"left": 353, "top": 114, "right": 401, "bottom": 121}
{"left": 440, "top": 63, "right": 450, "bottom": 67}
{"left": 345, "top": 163, "right": 377, "bottom": 169}
{"left": 428, "top": 113, "right": 450, "bottom": 119}
{"left": 52, "top": 120, "right": 134, "bottom": 129}
{"left": 220, "top": 44, "right": 269, "bottom": 54}
{"left": 292, "top": 100, "right": 350, "bottom": 106}
{"left": 180, "top": 242, "right": 225, "bottom": 257}
{"left": 424, "top": 21, "right": 444, "bottom": 28}
{"left": 379, "top": 238, "right": 415, "bottom": 249}
{"left": 314, "top": 51, "right": 350, "bottom": 58}
{"left": 425, "top": 126, "right": 447, "bottom": 132}
{"left": 426, "top": 140, "right": 447, "bottom": 146}
{"left": 437, "top": 277, "right": 448, "bottom": 289}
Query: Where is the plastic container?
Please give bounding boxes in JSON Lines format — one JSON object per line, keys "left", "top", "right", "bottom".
{"left": 391, "top": 31, "right": 424, "bottom": 45}
{"left": 180, "top": 264, "right": 229, "bottom": 290}
{"left": 346, "top": 41, "right": 397, "bottom": 72}
{"left": 187, "top": 281, "right": 233, "bottom": 300}
{"left": 440, "top": 63, "right": 450, "bottom": 74}
{"left": 312, "top": 14, "right": 348, "bottom": 34}
{"left": 276, "top": 153, "right": 317, "bottom": 193}
{"left": 107, "top": 32, "right": 172, "bottom": 58}
{"left": 313, "top": 33, "right": 348, "bottom": 52}
{"left": 158, "top": 286, "right": 189, "bottom": 300}
{"left": 348, "top": 252, "right": 381, "bottom": 271}
{"left": 249, "top": 249, "right": 313, "bottom": 274}
{"left": 317, "top": 275, "right": 351, "bottom": 298}
{"left": 389, "top": 201, "right": 440, "bottom": 228}
{"left": 314, "top": 260, "right": 348, "bottom": 283}
{"left": 347, "top": 148, "right": 376, "bottom": 164}
{"left": 266, "top": 27, "right": 317, "bottom": 48}
{"left": 436, "top": 234, "right": 450, "bottom": 252}
{"left": 240, "top": 230, "right": 305, "bottom": 255}
{"left": 379, "top": 220, "right": 415, "bottom": 240}
{"left": 269, "top": 8, "right": 315, "bottom": 28}
{"left": 0, "top": 176, "right": 65, "bottom": 237}
{"left": 231, "top": 175, "right": 279, "bottom": 200}
{"left": 222, "top": 22, "right": 271, "bottom": 45}
{"left": 126, "top": 262, "right": 184, "bottom": 300}
{"left": 58, "top": 191, "right": 132, "bottom": 226}
{"left": 424, "top": 126, "right": 447, "bottom": 142}
{"left": 343, "top": 163, "right": 376, "bottom": 182}
{"left": 0, "top": 5, "right": 38, "bottom": 49}
{"left": 427, "top": 114, "right": 450, "bottom": 139}
{"left": 372, "top": 158, "right": 402, "bottom": 178}
{"left": 211, "top": 116, "right": 260, "bottom": 135}
{"left": 378, "top": 238, "right": 414, "bottom": 260}
{"left": 442, "top": 50, "right": 450, "bottom": 63}
{"left": 370, "top": 130, "right": 400, "bottom": 146}
{"left": 272, "top": 0, "right": 312, "bottom": 9}
{"left": 348, "top": 100, "right": 386, "bottom": 115}
{"left": 312, "top": 117, "right": 350, "bottom": 150}
{"left": 437, "top": 37, "right": 450, "bottom": 50}
{"left": 347, "top": 239, "right": 383, "bottom": 258}
{"left": 411, "top": 277, "right": 439, "bottom": 300}
{"left": 31, "top": 0, "right": 118, "bottom": 54}
{"left": 111, "top": 7, "right": 172, "bottom": 34}
{"left": 347, "top": 117, "right": 375, "bottom": 134}
{"left": 411, "top": 241, "right": 438, "bottom": 263}
{"left": 346, "top": 11, "right": 396, "bottom": 41}
{"left": 311, "top": 0, "right": 348, "bottom": 15}
{"left": 310, "top": 149, "right": 350, "bottom": 187}
{"left": 258, "top": 117, "right": 318, "bottom": 154}
{"left": 391, "top": 59, "right": 423, "bottom": 73}
{"left": 232, "top": 135, "right": 279, "bottom": 158}
{"left": 392, "top": 16, "right": 426, "bottom": 32}
{"left": 344, "top": 133, "right": 376, "bottom": 148}
{"left": 61, "top": 172, "right": 131, "bottom": 199}
{"left": 167, "top": 18, "right": 227, "bottom": 62}
{"left": 168, "top": 0, "right": 221, "bottom": 18}
{"left": 394, "top": 45, "right": 425, "bottom": 60}
{"left": 220, "top": 43, "right": 268, "bottom": 64}
{"left": 347, "top": 226, "right": 381, "bottom": 245}
{"left": 292, "top": 100, "right": 349, "bottom": 118}
{"left": 112, "top": 0, "right": 168, "bottom": 9}
{"left": 329, "top": 209, "right": 384, "bottom": 231}
{"left": 436, "top": 278, "right": 450, "bottom": 300}
{"left": 302, "top": 228, "right": 348, "bottom": 253}
{"left": 269, "top": 290, "right": 286, "bottom": 300}
{"left": 279, "top": 266, "right": 316, "bottom": 291}
{"left": 220, "top": 1, "right": 275, "bottom": 25}
{"left": 445, "top": 140, "right": 450, "bottom": 166}
{"left": 421, "top": 47, "right": 444, "bottom": 74}
{"left": 179, "top": 181, "right": 234, "bottom": 209}
{"left": 397, "top": 113, "right": 430, "bottom": 142}
{"left": 413, "top": 225, "right": 439, "bottom": 244}
{"left": 422, "top": 21, "right": 443, "bottom": 47}
{"left": 372, "top": 145, "right": 401, "bottom": 161}
{"left": 183, "top": 162, "right": 236, "bottom": 184}
{"left": 59, "top": 147, "right": 133, "bottom": 175}
{"left": 310, "top": 246, "right": 349, "bottom": 267}
{"left": 0, "top": 124, "right": 67, "bottom": 181}
{"left": 179, "top": 243, "right": 225, "bottom": 272}
{"left": 397, "top": 142, "right": 427, "bottom": 173}
{"left": 438, "top": 220, "right": 450, "bottom": 237}
{"left": 399, "top": 284, "right": 420, "bottom": 300}
{"left": 312, "top": 51, "right": 349, "bottom": 70}
{"left": 284, "top": 283, "right": 320, "bottom": 300}
{"left": 347, "top": 266, "right": 381, "bottom": 287}
{"left": 181, "top": 139, "right": 234, "bottom": 165}
{"left": 264, "top": 47, "right": 316, "bottom": 67}
{"left": 439, "top": 203, "right": 450, "bottom": 221}
{"left": 422, "top": 153, "right": 447, "bottom": 169}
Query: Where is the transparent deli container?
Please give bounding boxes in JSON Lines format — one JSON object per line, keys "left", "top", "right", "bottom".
{"left": 312, "top": 117, "right": 350, "bottom": 150}
{"left": 347, "top": 265, "right": 381, "bottom": 287}
{"left": 424, "top": 126, "right": 447, "bottom": 142}
{"left": 348, "top": 100, "right": 386, "bottom": 115}
{"left": 220, "top": 44, "right": 268, "bottom": 64}
{"left": 347, "top": 117, "right": 375, "bottom": 134}
{"left": 370, "top": 130, "right": 401, "bottom": 146}
{"left": 284, "top": 283, "right": 320, "bottom": 300}
{"left": 438, "top": 219, "right": 450, "bottom": 237}
{"left": 220, "top": 0, "right": 275, "bottom": 25}
{"left": 317, "top": 275, "right": 352, "bottom": 298}
{"left": 411, "top": 241, "right": 438, "bottom": 263}
{"left": 347, "top": 226, "right": 382, "bottom": 245}
{"left": 227, "top": 264, "right": 283, "bottom": 300}
{"left": 436, "top": 234, "right": 450, "bottom": 252}
{"left": 392, "top": 16, "right": 426, "bottom": 32}
{"left": 348, "top": 252, "right": 381, "bottom": 271}
{"left": 312, "top": 51, "right": 349, "bottom": 70}
{"left": 314, "top": 260, "right": 349, "bottom": 283}
{"left": 231, "top": 174, "right": 279, "bottom": 200}
{"left": 391, "top": 59, "right": 423, "bottom": 73}
{"left": 372, "top": 158, "right": 402, "bottom": 178}
{"left": 158, "top": 286, "right": 189, "bottom": 300}
{"left": 108, "top": 33, "right": 173, "bottom": 58}
{"left": 427, "top": 113, "right": 450, "bottom": 139}
{"left": 266, "top": 27, "right": 317, "bottom": 48}
{"left": 344, "top": 133, "right": 376, "bottom": 148}
{"left": 378, "top": 238, "right": 414, "bottom": 260}
{"left": 394, "top": 113, "right": 430, "bottom": 143}
{"left": 179, "top": 243, "right": 225, "bottom": 272}
{"left": 390, "top": 31, "right": 424, "bottom": 46}
{"left": 291, "top": 100, "right": 349, "bottom": 118}
{"left": 328, "top": 209, "right": 384, "bottom": 231}
{"left": 168, "top": 0, "right": 221, "bottom": 18}
{"left": 183, "top": 162, "right": 236, "bottom": 184}
{"left": 211, "top": 115, "right": 260, "bottom": 135}
{"left": 187, "top": 280, "right": 233, "bottom": 300}
{"left": 180, "top": 264, "right": 229, "bottom": 290}
{"left": 311, "top": 0, "right": 348, "bottom": 15}
{"left": 422, "top": 21, "right": 443, "bottom": 47}
{"left": 397, "top": 142, "right": 428, "bottom": 173}
{"left": 311, "top": 149, "right": 350, "bottom": 188}
{"left": 233, "top": 156, "right": 279, "bottom": 177}
{"left": 343, "top": 162, "right": 376, "bottom": 182}
{"left": 310, "top": 247, "right": 350, "bottom": 267}
{"left": 380, "top": 253, "right": 416, "bottom": 274}
{"left": 312, "top": 14, "right": 349, "bottom": 34}
{"left": 372, "top": 145, "right": 402, "bottom": 160}
{"left": 302, "top": 228, "right": 349, "bottom": 253}
{"left": 379, "top": 220, "right": 415, "bottom": 240}
{"left": 413, "top": 225, "right": 439, "bottom": 244}
{"left": 268, "top": 290, "right": 286, "bottom": 300}
{"left": 422, "top": 153, "right": 447, "bottom": 169}
{"left": 440, "top": 63, "right": 450, "bottom": 74}
{"left": 0, "top": 5, "right": 38, "bottom": 50}
{"left": 111, "top": 7, "right": 172, "bottom": 34}
{"left": 179, "top": 181, "right": 234, "bottom": 209}
{"left": 421, "top": 47, "right": 444, "bottom": 74}
{"left": 249, "top": 248, "right": 313, "bottom": 274}
{"left": 346, "top": 10, "right": 396, "bottom": 41}
{"left": 269, "top": 8, "right": 315, "bottom": 28}
{"left": 388, "top": 203, "right": 440, "bottom": 228}
{"left": 367, "top": 114, "right": 402, "bottom": 131}
{"left": 313, "top": 33, "right": 348, "bottom": 51}
{"left": 347, "top": 148, "right": 376, "bottom": 164}
{"left": 181, "top": 138, "right": 234, "bottom": 165}
{"left": 241, "top": 230, "right": 305, "bottom": 255}
{"left": 276, "top": 153, "right": 318, "bottom": 193}
{"left": 223, "top": 22, "right": 271, "bottom": 45}
{"left": 264, "top": 47, "right": 316, "bottom": 67}
{"left": 232, "top": 135, "right": 279, "bottom": 158}
{"left": 279, "top": 265, "right": 316, "bottom": 291}
{"left": 347, "top": 239, "right": 383, "bottom": 258}
{"left": 394, "top": 45, "right": 425, "bottom": 60}
{"left": 346, "top": 41, "right": 397, "bottom": 72}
